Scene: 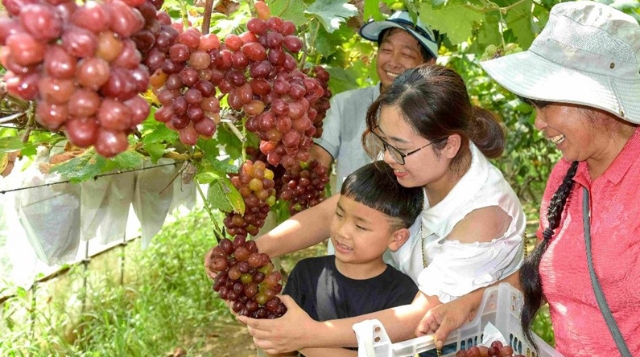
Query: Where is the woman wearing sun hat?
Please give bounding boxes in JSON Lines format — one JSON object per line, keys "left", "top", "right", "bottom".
{"left": 417, "top": 2, "right": 640, "bottom": 356}
{"left": 311, "top": 10, "right": 441, "bottom": 196}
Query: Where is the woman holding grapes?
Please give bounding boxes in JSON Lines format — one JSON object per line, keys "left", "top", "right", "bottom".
{"left": 206, "top": 63, "right": 526, "bottom": 354}
{"left": 417, "top": 2, "right": 640, "bottom": 357}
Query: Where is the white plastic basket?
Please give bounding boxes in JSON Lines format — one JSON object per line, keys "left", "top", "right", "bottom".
{"left": 353, "top": 283, "right": 562, "bottom": 357}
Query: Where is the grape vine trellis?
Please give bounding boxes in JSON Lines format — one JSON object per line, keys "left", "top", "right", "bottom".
{"left": 0, "top": 0, "right": 638, "bottom": 226}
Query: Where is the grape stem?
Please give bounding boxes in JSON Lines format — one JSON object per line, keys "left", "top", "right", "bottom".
{"left": 195, "top": 179, "right": 224, "bottom": 241}
{"left": 0, "top": 112, "right": 26, "bottom": 125}
{"left": 20, "top": 102, "right": 35, "bottom": 144}
{"left": 299, "top": 21, "right": 319, "bottom": 70}
{"left": 220, "top": 116, "right": 247, "bottom": 142}
{"left": 201, "top": 0, "right": 218, "bottom": 35}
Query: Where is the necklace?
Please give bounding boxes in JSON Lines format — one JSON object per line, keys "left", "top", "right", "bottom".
{"left": 420, "top": 224, "right": 427, "bottom": 268}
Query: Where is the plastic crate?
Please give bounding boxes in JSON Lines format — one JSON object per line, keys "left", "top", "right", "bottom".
{"left": 353, "top": 283, "right": 563, "bottom": 357}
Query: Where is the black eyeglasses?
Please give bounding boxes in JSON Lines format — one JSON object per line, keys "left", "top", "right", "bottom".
{"left": 368, "top": 129, "right": 436, "bottom": 165}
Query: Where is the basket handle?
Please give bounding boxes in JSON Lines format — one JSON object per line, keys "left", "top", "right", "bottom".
{"left": 353, "top": 319, "right": 389, "bottom": 357}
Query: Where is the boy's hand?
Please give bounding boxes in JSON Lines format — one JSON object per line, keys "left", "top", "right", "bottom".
{"left": 238, "top": 295, "right": 315, "bottom": 354}
{"left": 203, "top": 246, "right": 218, "bottom": 280}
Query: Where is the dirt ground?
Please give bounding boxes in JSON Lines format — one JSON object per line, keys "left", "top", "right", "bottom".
{"left": 196, "top": 322, "right": 258, "bottom": 357}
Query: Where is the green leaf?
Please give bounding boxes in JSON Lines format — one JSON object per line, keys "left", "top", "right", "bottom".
{"left": 141, "top": 121, "right": 179, "bottom": 144}
{"left": 49, "top": 151, "right": 107, "bottom": 182}
{"left": 505, "top": 0, "right": 535, "bottom": 49}
{"left": 326, "top": 67, "right": 360, "bottom": 94}
{"left": 363, "top": 0, "right": 383, "bottom": 21}
{"left": 269, "top": 0, "right": 308, "bottom": 27}
{"left": 0, "top": 136, "right": 24, "bottom": 152}
{"left": 420, "top": 0, "right": 484, "bottom": 44}
{"left": 477, "top": 12, "right": 502, "bottom": 47}
{"left": 109, "top": 149, "right": 145, "bottom": 170}
{"left": 206, "top": 177, "right": 245, "bottom": 214}
{"left": 144, "top": 142, "right": 167, "bottom": 164}
{"left": 305, "top": 0, "right": 358, "bottom": 33}
{"left": 215, "top": 124, "right": 243, "bottom": 160}
{"left": 196, "top": 171, "right": 220, "bottom": 184}
{"left": 206, "top": 181, "right": 234, "bottom": 212}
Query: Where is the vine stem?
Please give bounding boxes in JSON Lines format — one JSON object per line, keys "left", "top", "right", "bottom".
{"left": 201, "top": 0, "right": 216, "bottom": 35}
{"left": 196, "top": 180, "right": 223, "bottom": 237}
{"left": 20, "top": 102, "right": 35, "bottom": 143}
{"left": 299, "top": 20, "right": 319, "bottom": 70}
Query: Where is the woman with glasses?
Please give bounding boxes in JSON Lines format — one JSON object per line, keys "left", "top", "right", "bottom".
{"left": 210, "top": 64, "right": 525, "bottom": 355}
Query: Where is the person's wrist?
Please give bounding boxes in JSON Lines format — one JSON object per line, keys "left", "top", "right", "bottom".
{"left": 254, "top": 235, "right": 274, "bottom": 257}
{"left": 301, "top": 320, "right": 327, "bottom": 348}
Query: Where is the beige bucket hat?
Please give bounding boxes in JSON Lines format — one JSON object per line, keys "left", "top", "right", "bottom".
{"left": 480, "top": 1, "right": 640, "bottom": 124}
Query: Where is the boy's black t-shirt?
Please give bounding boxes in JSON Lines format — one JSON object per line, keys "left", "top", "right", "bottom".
{"left": 283, "top": 255, "right": 419, "bottom": 322}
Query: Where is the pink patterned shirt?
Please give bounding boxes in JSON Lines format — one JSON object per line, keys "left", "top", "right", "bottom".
{"left": 538, "top": 127, "right": 640, "bottom": 357}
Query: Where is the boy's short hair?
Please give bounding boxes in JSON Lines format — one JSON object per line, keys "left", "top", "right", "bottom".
{"left": 341, "top": 161, "right": 424, "bottom": 229}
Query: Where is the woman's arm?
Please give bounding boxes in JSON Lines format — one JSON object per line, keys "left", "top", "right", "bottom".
{"left": 239, "top": 292, "right": 434, "bottom": 354}
{"left": 254, "top": 194, "right": 338, "bottom": 258}
{"left": 415, "top": 271, "right": 520, "bottom": 349}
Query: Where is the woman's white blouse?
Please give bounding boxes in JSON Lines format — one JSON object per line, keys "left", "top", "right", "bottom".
{"left": 387, "top": 144, "right": 525, "bottom": 303}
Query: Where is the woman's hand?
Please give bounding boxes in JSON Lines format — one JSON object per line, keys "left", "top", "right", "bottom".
{"left": 237, "top": 295, "right": 317, "bottom": 354}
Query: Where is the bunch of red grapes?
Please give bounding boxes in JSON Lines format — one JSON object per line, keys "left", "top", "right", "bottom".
{"left": 279, "top": 159, "right": 330, "bottom": 215}
{"left": 210, "top": 237, "right": 286, "bottom": 319}
{"left": 456, "top": 341, "right": 525, "bottom": 357}
{"left": 224, "top": 160, "right": 276, "bottom": 239}
{"left": 0, "top": 0, "right": 154, "bottom": 157}
{"left": 147, "top": 24, "right": 221, "bottom": 145}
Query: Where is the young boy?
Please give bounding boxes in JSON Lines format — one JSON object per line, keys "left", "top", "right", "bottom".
{"left": 273, "top": 161, "right": 424, "bottom": 357}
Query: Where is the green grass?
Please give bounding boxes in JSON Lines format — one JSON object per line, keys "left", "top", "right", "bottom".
{"left": 0, "top": 209, "right": 233, "bottom": 357}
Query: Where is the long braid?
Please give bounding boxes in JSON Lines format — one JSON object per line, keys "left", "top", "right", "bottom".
{"left": 521, "top": 161, "right": 579, "bottom": 348}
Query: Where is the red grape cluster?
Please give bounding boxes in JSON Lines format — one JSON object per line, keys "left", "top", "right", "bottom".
{"left": 279, "top": 159, "right": 330, "bottom": 215}
{"left": 147, "top": 23, "right": 220, "bottom": 145}
{"left": 210, "top": 237, "right": 287, "bottom": 319}
{"left": 224, "top": 160, "right": 276, "bottom": 239}
{"left": 304, "top": 65, "right": 331, "bottom": 138}
{"left": 456, "top": 341, "right": 525, "bottom": 357}
{"left": 239, "top": 16, "right": 333, "bottom": 170}
{"left": 0, "top": 0, "right": 151, "bottom": 157}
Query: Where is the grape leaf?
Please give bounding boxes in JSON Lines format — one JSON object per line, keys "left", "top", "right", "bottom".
{"left": 206, "top": 177, "right": 245, "bottom": 215}
{"left": 215, "top": 123, "right": 243, "bottom": 160}
{"left": 269, "top": 0, "right": 308, "bottom": 27}
{"left": 49, "top": 151, "right": 107, "bottom": 183}
{"left": 313, "top": 24, "right": 342, "bottom": 58}
{"left": 505, "top": 0, "right": 534, "bottom": 49}
{"left": 363, "top": 0, "right": 384, "bottom": 21}
{"left": 205, "top": 157, "right": 239, "bottom": 175}
{"left": 143, "top": 142, "right": 167, "bottom": 164}
{"left": 141, "top": 121, "right": 179, "bottom": 144}
{"left": 0, "top": 136, "right": 24, "bottom": 152}
{"left": 326, "top": 67, "right": 360, "bottom": 94}
{"left": 420, "top": 0, "right": 483, "bottom": 44}
{"left": 305, "top": 0, "right": 358, "bottom": 33}
{"left": 198, "top": 138, "right": 222, "bottom": 165}
{"left": 477, "top": 12, "right": 502, "bottom": 47}
{"left": 107, "top": 149, "right": 145, "bottom": 170}
{"left": 206, "top": 180, "right": 234, "bottom": 212}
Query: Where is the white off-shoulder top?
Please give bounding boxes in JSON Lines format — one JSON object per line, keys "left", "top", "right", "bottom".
{"left": 386, "top": 143, "right": 525, "bottom": 303}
